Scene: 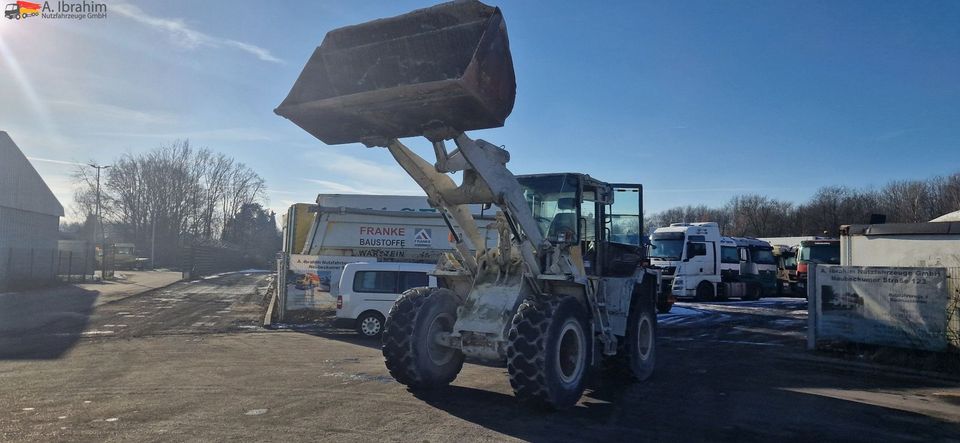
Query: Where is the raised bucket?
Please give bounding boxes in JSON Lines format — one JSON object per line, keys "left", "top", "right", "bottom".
{"left": 275, "top": 0, "right": 516, "bottom": 145}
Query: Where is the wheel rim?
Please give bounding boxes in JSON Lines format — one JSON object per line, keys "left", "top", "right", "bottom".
{"left": 360, "top": 315, "right": 381, "bottom": 336}
{"left": 636, "top": 315, "right": 653, "bottom": 361}
{"left": 425, "top": 313, "right": 455, "bottom": 366}
{"left": 556, "top": 319, "right": 586, "bottom": 385}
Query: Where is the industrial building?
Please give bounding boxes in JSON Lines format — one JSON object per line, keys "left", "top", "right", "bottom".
{"left": 0, "top": 131, "right": 65, "bottom": 289}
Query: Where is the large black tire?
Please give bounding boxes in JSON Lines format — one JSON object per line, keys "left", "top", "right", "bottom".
{"left": 695, "top": 280, "right": 715, "bottom": 302}
{"left": 506, "top": 296, "right": 592, "bottom": 410}
{"left": 607, "top": 288, "right": 657, "bottom": 381}
{"left": 382, "top": 287, "right": 464, "bottom": 389}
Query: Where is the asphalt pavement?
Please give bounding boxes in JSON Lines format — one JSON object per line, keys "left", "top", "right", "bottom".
{"left": 1, "top": 274, "right": 958, "bottom": 443}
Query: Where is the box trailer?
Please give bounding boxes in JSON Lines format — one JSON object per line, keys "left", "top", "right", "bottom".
{"left": 840, "top": 222, "right": 960, "bottom": 268}
{"left": 276, "top": 196, "right": 495, "bottom": 317}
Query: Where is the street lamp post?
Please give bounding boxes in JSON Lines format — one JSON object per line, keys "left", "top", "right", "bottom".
{"left": 88, "top": 163, "right": 111, "bottom": 281}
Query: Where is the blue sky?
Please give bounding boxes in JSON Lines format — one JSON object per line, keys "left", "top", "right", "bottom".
{"left": 1, "top": 0, "right": 958, "bottom": 221}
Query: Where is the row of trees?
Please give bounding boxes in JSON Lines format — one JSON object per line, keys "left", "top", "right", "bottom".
{"left": 645, "top": 171, "right": 960, "bottom": 238}
{"left": 71, "top": 140, "right": 280, "bottom": 266}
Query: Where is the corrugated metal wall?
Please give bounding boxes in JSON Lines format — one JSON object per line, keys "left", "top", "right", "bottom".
{"left": 0, "top": 206, "right": 61, "bottom": 289}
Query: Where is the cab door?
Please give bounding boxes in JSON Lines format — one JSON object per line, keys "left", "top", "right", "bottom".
{"left": 684, "top": 234, "right": 715, "bottom": 278}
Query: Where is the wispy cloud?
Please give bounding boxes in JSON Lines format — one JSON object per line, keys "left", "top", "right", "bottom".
{"left": 93, "top": 127, "right": 273, "bottom": 142}
{"left": 26, "top": 157, "right": 87, "bottom": 167}
{"left": 112, "top": 3, "right": 282, "bottom": 63}
{"left": 48, "top": 100, "right": 175, "bottom": 125}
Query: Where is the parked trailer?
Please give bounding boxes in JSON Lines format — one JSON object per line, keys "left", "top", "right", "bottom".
{"left": 840, "top": 222, "right": 960, "bottom": 268}
{"left": 276, "top": 198, "right": 498, "bottom": 317}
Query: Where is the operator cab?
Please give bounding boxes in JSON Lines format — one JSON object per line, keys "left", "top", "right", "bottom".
{"left": 517, "top": 173, "right": 644, "bottom": 277}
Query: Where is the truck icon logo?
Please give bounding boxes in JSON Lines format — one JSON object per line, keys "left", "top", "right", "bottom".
{"left": 413, "top": 228, "right": 431, "bottom": 247}
{"left": 5, "top": 1, "right": 40, "bottom": 20}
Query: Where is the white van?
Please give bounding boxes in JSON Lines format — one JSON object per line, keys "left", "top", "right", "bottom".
{"left": 335, "top": 262, "right": 438, "bottom": 337}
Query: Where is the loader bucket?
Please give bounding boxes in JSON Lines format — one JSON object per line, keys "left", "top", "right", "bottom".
{"left": 274, "top": 0, "right": 516, "bottom": 145}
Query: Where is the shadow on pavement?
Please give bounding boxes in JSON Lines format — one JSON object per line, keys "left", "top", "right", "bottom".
{"left": 0, "top": 285, "right": 99, "bottom": 359}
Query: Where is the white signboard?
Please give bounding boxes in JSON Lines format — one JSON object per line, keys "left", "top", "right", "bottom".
{"left": 284, "top": 254, "right": 374, "bottom": 311}
{"left": 812, "top": 265, "right": 950, "bottom": 351}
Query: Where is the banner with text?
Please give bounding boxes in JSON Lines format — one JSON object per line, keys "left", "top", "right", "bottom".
{"left": 284, "top": 254, "right": 374, "bottom": 311}
{"left": 813, "top": 265, "right": 950, "bottom": 351}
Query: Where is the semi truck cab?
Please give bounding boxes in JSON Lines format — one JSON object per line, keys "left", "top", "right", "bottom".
{"left": 649, "top": 222, "right": 721, "bottom": 303}
{"left": 5, "top": 3, "right": 19, "bottom": 19}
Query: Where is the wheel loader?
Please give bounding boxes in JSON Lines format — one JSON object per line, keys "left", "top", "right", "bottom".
{"left": 275, "top": 0, "right": 662, "bottom": 409}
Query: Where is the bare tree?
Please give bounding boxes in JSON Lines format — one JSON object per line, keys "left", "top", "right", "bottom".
{"left": 71, "top": 140, "right": 268, "bottom": 265}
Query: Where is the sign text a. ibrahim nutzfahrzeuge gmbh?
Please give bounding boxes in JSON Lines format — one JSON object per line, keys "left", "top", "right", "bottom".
{"left": 41, "top": 1, "right": 107, "bottom": 20}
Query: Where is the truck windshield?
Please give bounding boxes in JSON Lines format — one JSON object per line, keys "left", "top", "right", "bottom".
{"left": 648, "top": 232, "right": 684, "bottom": 260}
{"left": 752, "top": 248, "right": 775, "bottom": 264}
{"left": 517, "top": 174, "right": 580, "bottom": 242}
{"left": 782, "top": 255, "right": 797, "bottom": 269}
{"left": 800, "top": 243, "right": 840, "bottom": 264}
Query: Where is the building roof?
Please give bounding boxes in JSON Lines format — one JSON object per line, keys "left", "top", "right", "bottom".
{"left": 0, "top": 131, "right": 64, "bottom": 217}
{"left": 931, "top": 210, "right": 960, "bottom": 222}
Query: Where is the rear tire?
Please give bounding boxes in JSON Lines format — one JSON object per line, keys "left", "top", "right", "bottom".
{"left": 743, "top": 284, "right": 761, "bottom": 301}
{"left": 382, "top": 287, "right": 464, "bottom": 389}
{"left": 506, "top": 296, "right": 591, "bottom": 410}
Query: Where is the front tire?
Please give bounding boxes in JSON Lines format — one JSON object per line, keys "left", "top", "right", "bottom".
{"left": 382, "top": 287, "right": 464, "bottom": 389}
{"left": 695, "top": 281, "right": 715, "bottom": 302}
{"left": 607, "top": 287, "right": 657, "bottom": 381}
{"left": 506, "top": 296, "right": 592, "bottom": 410}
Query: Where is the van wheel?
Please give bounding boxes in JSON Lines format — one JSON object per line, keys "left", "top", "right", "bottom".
{"left": 382, "top": 287, "right": 464, "bottom": 389}
{"left": 695, "top": 281, "right": 715, "bottom": 302}
{"left": 356, "top": 311, "right": 385, "bottom": 337}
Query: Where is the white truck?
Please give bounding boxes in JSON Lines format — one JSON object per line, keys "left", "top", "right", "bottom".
{"left": 649, "top": 223, "right": 775, "bottom": 304}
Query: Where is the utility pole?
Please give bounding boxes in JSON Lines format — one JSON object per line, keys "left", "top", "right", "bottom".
{"left": 88, "top": 163, "right": 111, "bottom": 281}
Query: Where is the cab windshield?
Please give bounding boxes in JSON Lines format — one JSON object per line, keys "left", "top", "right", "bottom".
{"left": 517, "top": 174, "right": 580, "bottom": 242}
{"left": 752, "top": 248, "right": 776, "bottom": 265}
{"left": 800, "top": 243, "right": 840, "bottom": 264}
{"left": 648, "top": 232, "right": 684, "bottom": 260}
